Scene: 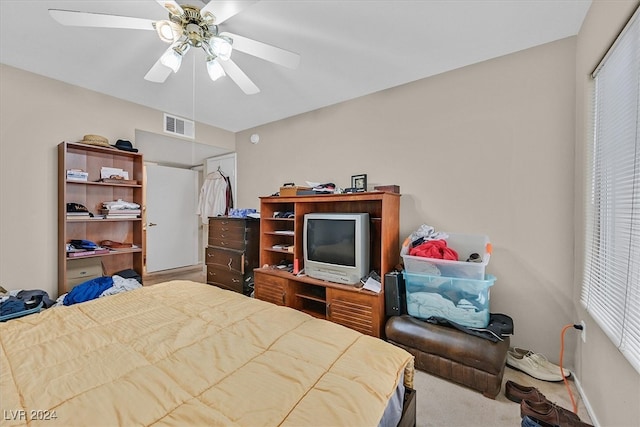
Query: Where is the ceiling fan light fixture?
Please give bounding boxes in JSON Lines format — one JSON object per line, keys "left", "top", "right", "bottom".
{"left": 156, "top": 0, "right": 184, "bottom": 17}
{"left": 206, "top": 57, "right": 226, "bottom": 81}
{"left": 160, "top": 43, "right": 188, "bottom": 73}
{"left": 49, "top": 2, "right": 300, "bottom": 92}
{"left": 154, "top": 20, "right": 180, "bottom": 43}
{"left": 211, "top": 36, "right": 233, "bottom": 61}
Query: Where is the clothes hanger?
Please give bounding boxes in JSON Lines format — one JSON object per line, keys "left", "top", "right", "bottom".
{"left": 206, "top": 167, "right": 224, "bottom": 179}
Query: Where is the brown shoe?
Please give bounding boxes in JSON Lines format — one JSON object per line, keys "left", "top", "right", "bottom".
{"left": 505, "top": 380, "right": 547, "bottom": 403}
{"left": 521, "top": 399, "right": 592, "bottom": 426}
{"left": 509, "top": 381, "right": 581, "bottom": 422}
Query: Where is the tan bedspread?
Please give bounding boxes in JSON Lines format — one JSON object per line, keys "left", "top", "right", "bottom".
{"left": 0, "top": 280, "right": 412, "bottom": 426}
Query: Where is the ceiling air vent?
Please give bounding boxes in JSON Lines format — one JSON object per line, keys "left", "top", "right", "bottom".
{"left": 164, "top": 113, "right": 195, "bottom": 139}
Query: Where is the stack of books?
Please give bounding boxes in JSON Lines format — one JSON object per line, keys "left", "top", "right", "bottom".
{"left": 66, "top": 241, "right": 110, "bottom": 258}
{"left": 66, "top": 211, "right": 91, "bottom": 220}
{"left": 99, "top": 208, "right": 141, "bottom": 219}
{"left": 67, "top": 247, "right": 110, "bottom": 258}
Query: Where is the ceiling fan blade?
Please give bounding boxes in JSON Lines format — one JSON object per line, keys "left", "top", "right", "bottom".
{"left": 219, "top": 59, "right": 260, "bottom": 95}
{"left": 221, "top": 32, "right": 300, "bottom": 69}
{"left": 155, "top": 0, "right": 184, "bottom": 17}
{"left": 144, "top": 56, "right": 173, "bottom": 83}
{"left": 49, "top": 9, "right": 155, "bottom": 30}
{"left": 201, "top": 1, "right": 259, "bottom": 24}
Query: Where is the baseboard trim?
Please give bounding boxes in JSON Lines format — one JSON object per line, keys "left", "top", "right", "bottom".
{"left": 573, "top": 373, "right": 600, "bottom": 427}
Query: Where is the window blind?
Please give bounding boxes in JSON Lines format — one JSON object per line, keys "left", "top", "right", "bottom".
{"left": 582, "top": 6, "right": 640, "bottom": 373}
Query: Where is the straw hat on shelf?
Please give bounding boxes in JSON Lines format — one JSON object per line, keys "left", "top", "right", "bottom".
{"left": 77, "top": 134, "right": 113, "bottom": 149}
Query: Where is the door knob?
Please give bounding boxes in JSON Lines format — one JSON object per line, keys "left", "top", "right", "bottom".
{"left": 149, "top": 222, "right": 157, "bottom": 227}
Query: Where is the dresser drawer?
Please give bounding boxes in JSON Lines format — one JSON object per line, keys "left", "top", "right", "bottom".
{"left": 207, "top": 266, "right": 244, "bottom": 293}
{"left": 205, "top": 247, "right": 244, "bottom": 274}
{"left": 208, "top": 236, "right": 246, "bottom": 251}
{"left": 209, "top": 219, "right": 246, "bottom": 237}
{"left": 208, "top": 218, "right": 260, "bottom": 251}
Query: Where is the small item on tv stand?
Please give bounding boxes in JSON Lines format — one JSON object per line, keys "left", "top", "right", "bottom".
{"left": 360, "top": 270, "right": 382, "bottom": 292}
{"left": 343, "top": 187, "right": 365, "bottom": 193}
{"left": 279, "top": 185, "right": 313, "bottom": 196}
{"left": 275, "top": 260, "right": 294, "bottom": 272}
{"left": 351, "top": 174, "right": 367, "bottom": 191}
{"left": 360, "top": 270, "right": 381, "bottom": 285}
{"left": 374, "top": 185, "right": 400, "bottom": 194}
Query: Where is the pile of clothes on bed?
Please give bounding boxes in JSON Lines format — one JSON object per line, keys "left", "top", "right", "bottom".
{"left": 1, "top": 270, "right": 142, "bottom": 321}
{"left": 0, "top": 286, "right": 55, "bottom": 319}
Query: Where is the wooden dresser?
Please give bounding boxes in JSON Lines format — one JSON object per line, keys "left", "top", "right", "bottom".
{"left": 206, "top": 217, "right": 260, "bottom": 295}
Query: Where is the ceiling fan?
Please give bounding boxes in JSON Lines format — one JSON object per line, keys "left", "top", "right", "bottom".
{"left": 49, "top": 0, "right": 300, "bottom": 94}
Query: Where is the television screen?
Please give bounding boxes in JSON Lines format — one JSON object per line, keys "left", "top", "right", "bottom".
{"left": 306, "top": 219, "right": 356, "bottom": 266}
{"left": 303, "top": 212, "right": 369, "bottom": 285}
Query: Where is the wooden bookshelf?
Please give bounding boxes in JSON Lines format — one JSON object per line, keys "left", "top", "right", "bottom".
{"left": 58, "top": 142, "right": 145, "bottom": 295}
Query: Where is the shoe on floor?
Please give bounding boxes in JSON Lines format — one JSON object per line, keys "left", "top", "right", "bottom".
{"left": 511, "top": 347, "right": 571, "bottom": 377}
{"left": 521, "top": 399, "right": 593, "bottom": 427}
{"left": 507, "top": 347, "right": 569, "bottom": 382}
{"left": 505, "top": 380, "right": 547, "bottom": 404}
{"left": 509, "top": 382, "right": 582, "bottom": 423}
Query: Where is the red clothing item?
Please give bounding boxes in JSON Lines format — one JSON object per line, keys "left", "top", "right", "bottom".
{"left": 409, "top": 239, "right": 459, "bottom": 261}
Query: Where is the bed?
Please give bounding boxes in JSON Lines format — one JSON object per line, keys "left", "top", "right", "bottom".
{"left": 0, "top": 280, "right": 414, "bottom": 426}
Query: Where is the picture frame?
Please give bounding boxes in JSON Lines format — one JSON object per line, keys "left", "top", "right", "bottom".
{"left": 351, "top": 174, "right": 367, "bottom": 190}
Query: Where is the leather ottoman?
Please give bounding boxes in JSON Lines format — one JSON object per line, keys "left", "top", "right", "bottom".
{"left": 385, "top": 315, "right": 509, "bottom": 399}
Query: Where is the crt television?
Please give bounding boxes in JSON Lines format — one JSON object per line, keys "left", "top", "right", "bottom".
{"left": 303, "top": 212, "right": 370, "bottom": 285}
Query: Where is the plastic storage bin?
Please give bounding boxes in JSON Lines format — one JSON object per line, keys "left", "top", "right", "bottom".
{"left": 403, "top": 271, "right": 496, "bottom": 328}
{"left": 401, "top": 233, "right": 491, "bottom": 280}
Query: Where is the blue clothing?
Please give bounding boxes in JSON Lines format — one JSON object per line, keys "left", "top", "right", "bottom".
{"left": 63, "top": 276, "right": 114, "bottom": 306}
{"left": 0, "top": 297, "right": 26, "bottom": 315}
{"left": 228, "top": 208, "right": 257, "bottom": 218}
{"left": 521, "top": 416, "right": 543, "bottom": 427}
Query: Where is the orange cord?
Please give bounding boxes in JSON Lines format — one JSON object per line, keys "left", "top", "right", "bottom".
{"left": 560, "top": 324, "right": 578, "bottom": 414}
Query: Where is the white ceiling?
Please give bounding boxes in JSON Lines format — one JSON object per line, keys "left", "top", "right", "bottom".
{"left": 0, "top": 1, "right": 591, "bottom": 133}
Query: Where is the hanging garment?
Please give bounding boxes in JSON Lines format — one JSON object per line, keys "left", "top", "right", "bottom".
{"left": 198, "top": 170, "right": 228, "bottom": 223}
{"left": 224, "top": 174, "right": 233, "bottom": 215}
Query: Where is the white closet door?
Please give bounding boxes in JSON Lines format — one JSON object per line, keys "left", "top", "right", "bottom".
{"left": 146, "top": 164, "right": 199, "bottom": 272}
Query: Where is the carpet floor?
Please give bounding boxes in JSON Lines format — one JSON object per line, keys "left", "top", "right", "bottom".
{"left": 414, "top": 365, "right": 592, "bottom": 427}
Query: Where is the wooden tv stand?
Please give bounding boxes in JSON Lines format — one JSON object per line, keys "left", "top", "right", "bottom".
{"left": 254, "top": 192, "right": 400, "bottom": 337}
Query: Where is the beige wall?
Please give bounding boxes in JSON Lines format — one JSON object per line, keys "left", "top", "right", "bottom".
{"left": 0, "top": 64, "right": 235, "bottom": 299}
{"left": 573, "top": 1, "right": 640, "bottom": 426}
{"left": 235, "top": 13, "right": 640, "bottom": 423}
{"left": 237, "top": 37, "right": 578, "bottom": 362}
